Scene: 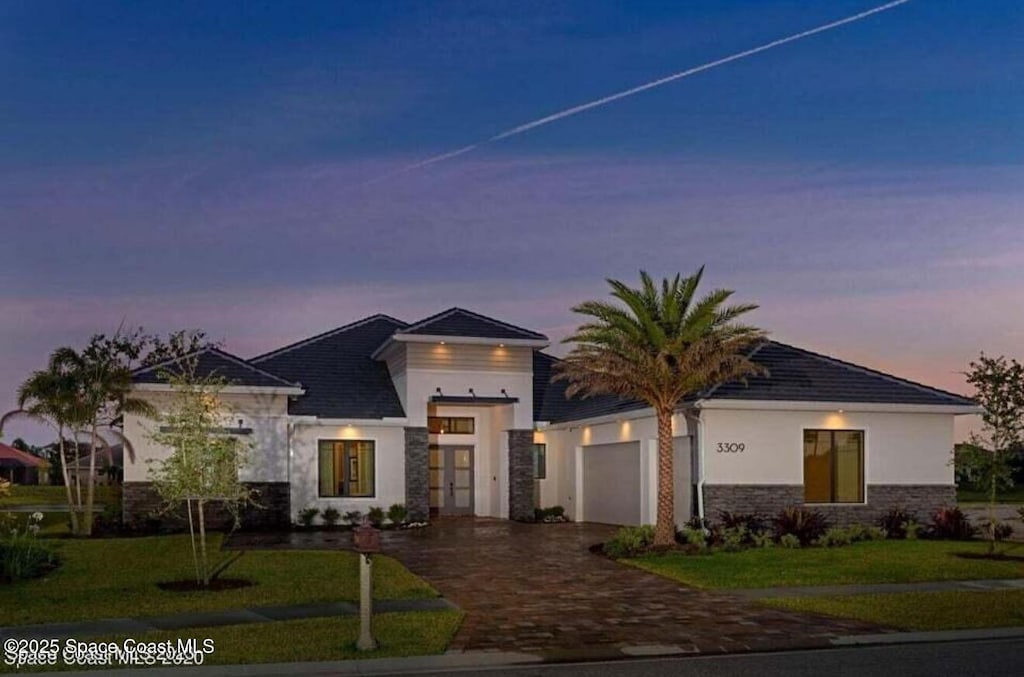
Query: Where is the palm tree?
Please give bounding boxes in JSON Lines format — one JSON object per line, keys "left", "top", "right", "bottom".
{"left": 2, "top": 349, "right": 90, "bottom": 533}
{"left": 556, "top": 268, "right": 767, "bottom": 546}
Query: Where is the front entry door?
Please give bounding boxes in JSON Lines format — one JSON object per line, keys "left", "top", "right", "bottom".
{"left": 429, "top": 445, "right": 474, "bottom": 516}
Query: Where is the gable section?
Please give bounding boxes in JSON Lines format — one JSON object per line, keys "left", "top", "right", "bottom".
{"left": 132, "top": 347, "right": 301, "bottom": 389}
{"left": 398, "top": 307, "right": 548, "bottom": 341}
{"left": 252, "top": 315, "right": 407, "bottom": 419}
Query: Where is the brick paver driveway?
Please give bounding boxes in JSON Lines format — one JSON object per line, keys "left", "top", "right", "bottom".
{"left": 377, "top": 518, "right": 885, "bottom": 656}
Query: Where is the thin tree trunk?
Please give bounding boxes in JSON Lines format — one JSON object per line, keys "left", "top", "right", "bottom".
{"left": 654, "top": 406, "right": 676, "bottom": 547}
{"left": 72, "top": 435, "right": 84, "bottom": 535}
{"left": 186, "top": 499, "right": 201, "bottom": 585}
{"left": 197, "top": 499, "right": 209, "bottom": 586}
{"left": 56, "top": 428, "right": 79, "bottom": 535}
{"left": 83, "top": 423, "right": 98, "bottom": 535}
{"left": 988, "top": 459, "right": 997, "bottom": 555}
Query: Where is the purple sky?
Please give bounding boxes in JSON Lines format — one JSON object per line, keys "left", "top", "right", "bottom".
{"left": 3, "top": 1, "right": 1022, "bottom": 444}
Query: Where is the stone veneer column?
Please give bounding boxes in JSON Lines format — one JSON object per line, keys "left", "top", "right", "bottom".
{"left": 404, "top": 427, "right": 430, "bottom": 522}
{"left": 507, "top": 429, "right": 536, "bottom": 522}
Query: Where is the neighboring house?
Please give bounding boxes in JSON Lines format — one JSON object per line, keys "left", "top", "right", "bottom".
{"left": 66, "top": 443, "right": 124, "bottom": 487}
{"left": 121, "top": 308, "right": 979, "bottom": 529}
{"left": 0, "top": 442, "right": 46, "bottom": 485}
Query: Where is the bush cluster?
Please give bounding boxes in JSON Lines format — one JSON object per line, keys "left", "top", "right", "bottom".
{"left": 295, "top": 503, "right": 413, "bottom": 529}
{"left": 1, "top": 512, "right": 57, "bottom": 583}
{"left": 603, "top": 525, "right": 655, "bottom": 558}
{"left": 533, "top": 505, "right": 568, "bottom": 523}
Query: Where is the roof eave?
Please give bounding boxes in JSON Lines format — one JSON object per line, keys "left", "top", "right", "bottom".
{"left": 133, "top": 383, "right": 306, "bottom": 396}
{"left": 694, "top": 398, "right": 981, "bottom": 415}
{"left": 392, "top": 334, "right": 549, "bottom": 348}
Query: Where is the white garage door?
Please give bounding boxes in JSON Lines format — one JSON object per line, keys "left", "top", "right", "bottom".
{"left": 583, "top": 442, "right": 642, "bottom": 525}
{"left": 582, "top": 438, "right": 693, "bottom": 527}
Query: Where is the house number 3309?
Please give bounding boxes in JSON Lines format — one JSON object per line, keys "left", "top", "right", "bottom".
{"left": 716, "top": 442, "right": 745, "bottom": 453}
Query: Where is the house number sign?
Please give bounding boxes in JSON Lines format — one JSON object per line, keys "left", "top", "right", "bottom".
{"left": 716, "top": 442, "right": 745, "bottom": 453}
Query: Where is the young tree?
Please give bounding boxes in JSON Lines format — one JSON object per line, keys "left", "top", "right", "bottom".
{"left": 557, "top": 268, "right": 766, "bottom": 547}
{"left": 146, "top": 358, "right": 254, "bottom": 586}
{"left": 961, "top": 353, "right": 1024, "bottom": 554}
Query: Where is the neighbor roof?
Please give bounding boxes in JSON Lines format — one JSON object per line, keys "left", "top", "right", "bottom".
{"left": 132, "top": 347, "right": 302, "bottom": 389}
{"left": 0, "top": 443, "right": 45, "bottom": 468}
{"left": 397, "top": 307, "right": 548, "bottom": 341}
{"left": 534, "top": 340, "right": 976, "bottom": 423}
{"left": 252, "top": 315, "right": 408, "bottom": 419}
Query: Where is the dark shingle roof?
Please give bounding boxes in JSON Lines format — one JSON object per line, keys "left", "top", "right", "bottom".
{"left": 251, "top": 315, "right": 407, "bottom": 419}
{"left": 398, "top": 308, "right": 548, "bottom": 341}
{"left": 132, "top": 348, "right": 301, "bottom": 389}
{"left": 533, "top": 340, "right": 975, "bottom": 423}
{"left": 704, "top": 341, "right": 976, "bottom": 406}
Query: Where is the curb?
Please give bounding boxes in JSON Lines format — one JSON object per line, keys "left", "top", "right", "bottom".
{"left": 832, "top": 626, "right": 1024, "bottom": 646}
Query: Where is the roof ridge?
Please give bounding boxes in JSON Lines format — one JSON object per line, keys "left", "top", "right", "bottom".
{"left": 398, "top": 307, "right": 547, "bottom": 340}
{"left": 765, "top": 339, "right": 975, "bottom": 405}
{"left": 251, "top": 314, "right": 408, "bottom": 363}
{"left": 132, "top": 347, "right": 302, "bottom": 388}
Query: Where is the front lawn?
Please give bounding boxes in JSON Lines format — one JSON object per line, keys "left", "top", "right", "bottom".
{"left": 0, "top": 611, "right": 464, "bottom": 673}
{"left": 764, "top": 590, "right": 1024, "bottom": 631}
{"left": 0, "top": 485, "right": 120, "bottom": 508}
{"left": 626, "top": 540, "right": 1024, "bottom": 589}
{"left": 0, "top": 534, "right": 436, "bottom": 626}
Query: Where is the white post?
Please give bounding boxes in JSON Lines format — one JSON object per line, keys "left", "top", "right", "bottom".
{"left": 356, "top": 553, "right": 377, "bottom": 651}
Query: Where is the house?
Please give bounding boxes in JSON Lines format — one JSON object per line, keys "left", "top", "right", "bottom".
{"left": 0, "top": 442, "right": 46, "bottom": 485}
{"left": 122, "top": 308, "right": 979, "bottom": 529}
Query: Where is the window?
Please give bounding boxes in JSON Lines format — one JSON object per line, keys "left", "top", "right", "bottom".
{"left": 427, "top": 416, "right": 474, "bottom": 434}
{"left": 318, "top": 440, "right": 375, "bottom": 497}
{"left": 532, "top": 443, "right": 547, "bottom": 480}
{"left": 803, "top": 429, "right": 864, "bottom": 503}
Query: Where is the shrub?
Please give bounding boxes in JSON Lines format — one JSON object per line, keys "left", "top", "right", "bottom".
{"left": 751, "top": 531, "right": 775, "bottom": 548}
{"left": 0, "top": 479, "right": 9, "bottom": 499}
{"left": 676, "top": 526, "right": 709, "bottom": 552}
{"left": 817, "top": 527, "right": 853, "bottom": 548}
{"left": 904, "top": 520, "right": 923, "bottom": 540}
{"left": 534, "top": 505, "right": 569, "bottom": 522}
{"left": 779, "top": 533, "right": 802, "bottom": 549}
{"left": 930, "top": 506, "right": 976, "bottom": 540}
{"left": 844, "top": 523, "right": 886, "bottom": 543}
{"left": 1, "top": 513, "right": 56, "bottom": 583}
{"left": 774, "top": 507, "right": 829, "bottom": 546}
{"left": 343, "top": 510, "right": 363, "bottom": 527}
{"left": 297, "top": 507, "right": 319, "bottom": 527}
{"left": 387, "top": 503, "right": 408, "bottom": 526}
{"left": 367, "top": 506, "right": 386, "bottom": 528}
{"left": 878, "top": 507, "right": 918, "bottom": 540}
{"left": 717, "top": 511, "right": 767, "bottom": 536}
{"left": 981, "top": 520, "right": 1014, "bottom": 542}
{"left": 720, "top": 526, "right": 749, "bottom": 552}
{"left": 321, "top": 507, "right": 341, "bottom": 527}
{"left": 603, "top": 525, "right": 655, "bottom": 558}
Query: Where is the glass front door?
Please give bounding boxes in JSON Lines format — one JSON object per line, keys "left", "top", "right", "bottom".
{"left": 428, "top": 445, "right": 474, "bottom": 516}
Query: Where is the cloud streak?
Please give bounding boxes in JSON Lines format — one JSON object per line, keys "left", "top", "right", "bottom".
{"left": 371, "top": 0, "right": 915, "bottom": 182}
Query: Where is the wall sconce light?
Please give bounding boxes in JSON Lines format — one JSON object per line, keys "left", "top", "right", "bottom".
{"left": 435, "top": 387, "right": 443, "bottom": 396}
{"left": 468, "top": 388, "right": 476, "bottom": 399}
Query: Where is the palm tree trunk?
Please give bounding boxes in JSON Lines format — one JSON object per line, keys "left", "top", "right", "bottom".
{"left": 56, "top": 427, "right": 79, "bottom": 535}
{"left": 654, "top": 406, "right": 676, "bottom": 547}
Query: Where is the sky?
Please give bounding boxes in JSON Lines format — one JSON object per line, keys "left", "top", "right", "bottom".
{"left": 2, "top": 0, "right": 1022, "bottom": 444}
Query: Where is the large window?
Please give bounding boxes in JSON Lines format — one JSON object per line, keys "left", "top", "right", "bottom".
{"left": 803, "top": 429, "right": 864, "bottom": 503}
{"left": 428, "top": 416, "right": 474, "bottom": 434}
{"left": 533, "top": 443, "right": 547, "bottom": 480}
{"left": 318, "top": 440, "right": 375, "bottom": 497}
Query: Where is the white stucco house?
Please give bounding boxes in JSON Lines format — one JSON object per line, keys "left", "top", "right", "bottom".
{"left": 122, "top": 308, "right": 979, "bottom": 529}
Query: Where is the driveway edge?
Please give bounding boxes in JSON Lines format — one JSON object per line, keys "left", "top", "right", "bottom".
{"left": 832, "top": 626, "right": 1024, "bottom": 646}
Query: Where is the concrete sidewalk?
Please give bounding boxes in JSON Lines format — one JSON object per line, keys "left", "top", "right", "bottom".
{"left": 0, "top": 598, "right": 457, "bottom": 640}
{"left": 728, "top": 577, "right": 1024, "bottom": 599}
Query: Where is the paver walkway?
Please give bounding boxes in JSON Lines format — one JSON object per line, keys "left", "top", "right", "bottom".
{"left": 231, "top": 519, "right": 888, "bottom": 657}
{"left": 0, "top": 598, "right": 455, "bottom": 641}
{"left": 730, "top": 577, "right": 1024, "bottom": 599}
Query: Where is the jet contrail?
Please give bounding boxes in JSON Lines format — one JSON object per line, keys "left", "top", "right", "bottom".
{"left": 368, "top": 0, "right": 914, "bottom": 183}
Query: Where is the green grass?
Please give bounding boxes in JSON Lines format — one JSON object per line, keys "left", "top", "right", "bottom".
{"left": 957, "top": 486, "right": 1024, "bottom": 504}
{"left": 764, "top": 590, "right": 1024, "bottom": 631}
{"left": 0, "top": 611, "right": 464, "bottom": 673}
{"left": 626, "top": 540, "right": 1024, "bottom": 589}
{"left": 0, "top": 485, "right": 120, "bottom": 508}
{"left": 0, "top": 533, "right": 437, "bottom": 626}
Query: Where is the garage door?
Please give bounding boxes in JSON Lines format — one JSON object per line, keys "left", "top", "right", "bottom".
{"left": 582, "top": 442, "right": 642, "bottom": 525}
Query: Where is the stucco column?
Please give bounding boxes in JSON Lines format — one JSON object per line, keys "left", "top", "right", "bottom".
{"left": 404, "top": 427, "right": 430, "bottom": 522}
{"left": 507, "top": 429, "right": 535, "bottom": 521}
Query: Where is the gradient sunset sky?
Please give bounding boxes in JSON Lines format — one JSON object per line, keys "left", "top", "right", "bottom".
{"left": 3, "top": 1, "right": 1022, "bottom": 443}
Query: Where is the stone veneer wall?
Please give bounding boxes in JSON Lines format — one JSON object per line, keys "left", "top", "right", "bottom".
{"left": 702, "top": 484, "right": 956, "bottom": 527}
{"left": 507, "top": 429, "right": 536, "bottom": 522}
{"left": 122, "top": 481, "right": 290, "bottom": 531}
{"left": 404, "top": 427, "right": 430, "bottom": 522}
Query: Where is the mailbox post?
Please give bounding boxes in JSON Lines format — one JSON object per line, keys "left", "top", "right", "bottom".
{"left": 353, "top": 521, "right": 380, "bottom": 651}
